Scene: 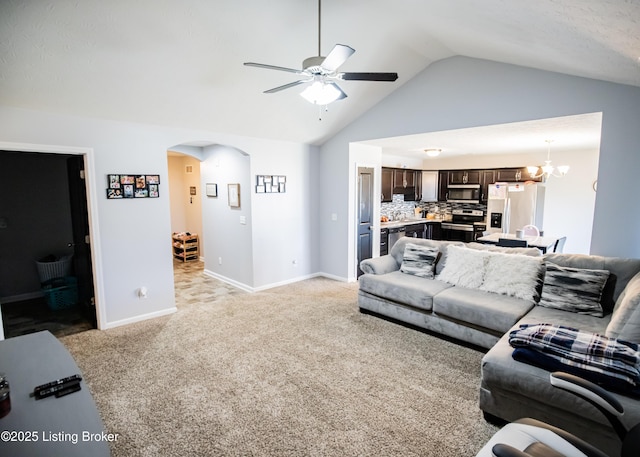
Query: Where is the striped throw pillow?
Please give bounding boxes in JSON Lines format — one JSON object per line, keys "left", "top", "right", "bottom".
{"left": 538, "top": 262, "right": 610, "bottom": 317}
{"left": 400, "top": 243, "right": 441, "bottom": 279}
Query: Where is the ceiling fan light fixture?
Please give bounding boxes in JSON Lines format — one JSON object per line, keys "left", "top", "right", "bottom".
{"left": 300, "top": 80, "right": 342, "bottom": 105}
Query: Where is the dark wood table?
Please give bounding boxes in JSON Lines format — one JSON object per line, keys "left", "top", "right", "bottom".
{"left": 0, "top": 331, "right": 110, "bottom": 456}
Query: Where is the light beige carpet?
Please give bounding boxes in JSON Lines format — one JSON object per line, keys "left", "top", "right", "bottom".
{"left": 61, "top": 276, "right": 498, "bottom": 456}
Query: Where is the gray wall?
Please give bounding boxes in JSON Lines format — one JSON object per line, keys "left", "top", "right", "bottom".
{"left": 319, "top": 56, "right": 640, "bottom": 278}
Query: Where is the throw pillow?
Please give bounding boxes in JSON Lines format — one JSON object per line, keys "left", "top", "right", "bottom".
{"left": 400, "top": 243, "right": 441, "bottom": 279}
{"left": 479, "top": 251, "right": 543, "bottom": 302}
{"left": 538, "top": 262, "right": 610, "bottom": 317}
{"left": 436, "top": 245, "right": 489, "bottom": 289}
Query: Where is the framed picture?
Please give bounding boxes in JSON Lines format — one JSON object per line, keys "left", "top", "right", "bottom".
{"left": 107, "top": 188, "right": 123, "bottom": 199}
{"left": 228, "top": 183, "right": 240, "bottom": 207}
{"left": 107, "top": 173, "right": 159, "bottom": 199}
{"left": 256, "top": 185, "right": 265, "bottom": 193}
{"left": 206, "top": 183, "right": 218, "bottom": 197}
{"left": 108, "top": 175, "right": 121, "bottom": 189}
{"left": 255, "top": 174, "right": 286, "bottom": 193}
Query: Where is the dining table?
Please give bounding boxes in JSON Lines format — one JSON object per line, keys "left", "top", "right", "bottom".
{"left": 476, "top": 232, "right": 562, "bottom": 254}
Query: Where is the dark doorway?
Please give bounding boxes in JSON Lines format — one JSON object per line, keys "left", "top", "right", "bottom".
{"left": 357, "top": 167, "right": 374, "bottom": 277}
{"left": 0, "top": 151, "right": 96, "bottom": 338}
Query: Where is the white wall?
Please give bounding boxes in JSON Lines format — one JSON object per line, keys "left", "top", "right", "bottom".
{"left": 167, "top": 155, "right": 203, "bottom": 254}
{"left": 0, "top": 107, "right": 316, "bottom": 329}
{"left": 319, "top": 56, "right": 640, "bottom": 279}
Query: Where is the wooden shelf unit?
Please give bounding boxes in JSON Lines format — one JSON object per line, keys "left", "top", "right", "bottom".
{"left": 172, "top": 233, "right": 199, "bottom": 262}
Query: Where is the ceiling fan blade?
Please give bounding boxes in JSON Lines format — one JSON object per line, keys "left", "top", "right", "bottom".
{"left": 329, "top": 82, "right": 348, "bottom": 101}
{"left": 244, "top": 62, "right": 303, "bottom": 74}
{"left": 320, "top": 44, "right": 355, "bottom": 72}
{"left": 263, "top": 80, "right": 308, "bottom": 94}
{"left": 340, "top": 72, "right": 398, "bottom": 81}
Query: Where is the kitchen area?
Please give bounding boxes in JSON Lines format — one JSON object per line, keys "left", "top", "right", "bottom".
{"left": 379, "top": 165, "right": 555, "bottom": 254}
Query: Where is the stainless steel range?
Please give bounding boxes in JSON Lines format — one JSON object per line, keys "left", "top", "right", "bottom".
{"left": 441, "top": 209, "right": 486, "bottom": 242}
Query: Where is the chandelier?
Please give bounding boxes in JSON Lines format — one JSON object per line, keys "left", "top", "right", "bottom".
{"left": 527, "top": 140, "right": 569, "bottom": 179}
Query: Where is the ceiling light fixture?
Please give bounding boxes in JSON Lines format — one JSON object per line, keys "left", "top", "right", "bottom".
{"left": 424, "top": 148, "right": 442, "bottom": 157}
{"left": 300, "top": 78, "right": 345, "bottom": 105}
{"left": 527, "top": 140, "right": 569, "bottom": 179}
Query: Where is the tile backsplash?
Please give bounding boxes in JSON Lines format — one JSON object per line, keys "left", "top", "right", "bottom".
{"left": 381, "top": 194, "right": 487, "bottom": 220}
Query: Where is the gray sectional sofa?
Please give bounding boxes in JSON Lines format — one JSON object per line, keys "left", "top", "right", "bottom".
{"left": 358, "top": 237, "right": 640, "bottom": 456}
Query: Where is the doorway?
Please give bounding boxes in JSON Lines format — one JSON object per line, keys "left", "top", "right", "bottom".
{"left": 356, "top": 167, "right": 374, "bottom": 277}
{"left": 0, "top": 150, "right": 96, "bottom": 338}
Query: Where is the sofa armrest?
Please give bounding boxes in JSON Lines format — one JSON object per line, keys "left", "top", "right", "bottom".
{"left": 360, "top": 255, "right": 399, "bottom": 275}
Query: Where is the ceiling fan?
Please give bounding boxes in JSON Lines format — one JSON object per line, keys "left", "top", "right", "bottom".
{"left": 243, "top": 0, "right": 398, "bottom": 106}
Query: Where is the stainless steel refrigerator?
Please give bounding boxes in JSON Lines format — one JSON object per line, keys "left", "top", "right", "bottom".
{"left": 486, "top": 182, "right": 545, "bottom": 234}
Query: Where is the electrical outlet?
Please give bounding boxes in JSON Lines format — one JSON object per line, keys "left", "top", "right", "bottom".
{"left": 218, "top": 257, "right": 222, "bottom": 265}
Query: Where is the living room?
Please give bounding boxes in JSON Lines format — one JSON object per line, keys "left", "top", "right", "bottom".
{"left": 1, "top": 1, "right": 640, "bottom": 456}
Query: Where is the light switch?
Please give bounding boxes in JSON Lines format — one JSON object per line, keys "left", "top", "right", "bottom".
{"left": 240, "top": 216, "right": 246, "bottom": 225}
{"left": 331, "top": 213, "right": 338, "bottom": 221}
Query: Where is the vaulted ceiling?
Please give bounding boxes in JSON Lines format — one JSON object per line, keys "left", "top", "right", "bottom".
{"left": 1, "top": 0, "right": 638, "bottom": 146}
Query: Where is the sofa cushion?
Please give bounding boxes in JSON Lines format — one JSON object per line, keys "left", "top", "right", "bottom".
{"left": 400, "top": 243, "right": 440, "bottom": 279}
{"left": 606, "top": 272, "right": 640, "bottom": 343}
{"left": 537, "top": 262, "right": 610, "bottom": 317}
{"left": 433, "top": 287, "right": 534, "bottom": 334}
{"left": 358, "top": 271, "right": 452, "bottom": 311}
{"left": 479, "top": 251, "right": 543, "bottom": 303}
{"left": 543, "top": 254, "right": 640, "bottom": 312}
{"left": 436, "top": 245, "right": 490, "bottom": 289}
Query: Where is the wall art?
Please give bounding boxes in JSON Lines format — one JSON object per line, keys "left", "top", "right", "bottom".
{"left": 107, "top": 174, "right": 160, "bottom": 199}
{"left": 256, "top": 175, "right": 286, "bottom": 193}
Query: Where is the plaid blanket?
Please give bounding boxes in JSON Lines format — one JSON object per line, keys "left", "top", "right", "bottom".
{"left": 509, "top": 323, "right": 640, "bottom": 392}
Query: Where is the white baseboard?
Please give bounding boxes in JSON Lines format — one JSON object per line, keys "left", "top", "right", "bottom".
{"left": 202, "top": 270, "right": 350, "bottom": 292}
{"left": 102, "top": 307, "right": 177, "bottom": 330}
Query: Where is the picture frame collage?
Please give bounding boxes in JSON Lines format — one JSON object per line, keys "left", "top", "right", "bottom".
{"left": 256, "top": 175, "right": 286, "bottom": 194}
{"left": 107, "top": 174, "right": 160, "bottom": 199}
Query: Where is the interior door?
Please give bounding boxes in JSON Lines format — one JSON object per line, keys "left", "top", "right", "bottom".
{"left": 357, "top": 167, "right": 374, "bottom": 277}
{"left": 67, "top": 156, "right": 96, "bottom": 327}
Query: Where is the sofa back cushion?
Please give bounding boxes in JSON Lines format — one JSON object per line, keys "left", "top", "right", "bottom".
{"left": 606, "top": 272, "right": 640, "bottom": 343}
{"left": 543, "top": 253, "right": 640, "bottom": 313}
{"left": 466, "top": 242, "right": 542, "bottom": 257}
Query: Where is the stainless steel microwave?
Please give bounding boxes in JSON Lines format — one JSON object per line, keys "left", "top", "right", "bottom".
{"left": 447, "top": 184, "right": 481, "bottom": 203}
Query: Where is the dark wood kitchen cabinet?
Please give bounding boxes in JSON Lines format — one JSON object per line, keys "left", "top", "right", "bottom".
{"left": 495, "top": 167, "right": 543, "bottom": 183}
{"left": 437, "top": 171, "right": 449, "bottom": 202}
{"left": 448, "top": 170, "right": 481, "bottom": 185}
{"left": 480, "top": 169, "right": 496, "bottom": 203}
{"left": 425, "top": 221, "right": 442, "bottom": 240}
{"left": 393, "top": 169, "right": 416, "bottom": 189}
{"left": 405, "top": 223, "right": 426, "bottom": 239}
{"left": 381, "top": 167, "right": 393, "bottom": 202}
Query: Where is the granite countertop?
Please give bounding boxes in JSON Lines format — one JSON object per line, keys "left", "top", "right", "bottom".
{"left": 381, "top": 218, "right": 446, "bottom": 228}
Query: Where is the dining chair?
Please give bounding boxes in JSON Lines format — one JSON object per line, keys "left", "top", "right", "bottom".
{"left": 521, "top": 224, "right": 540, "bottom": 236}
{"left": 553, "top": 236, "right": 567, "bottom": 253}
{"left": 498, "top": 238, "right": 529, "bottom": 248}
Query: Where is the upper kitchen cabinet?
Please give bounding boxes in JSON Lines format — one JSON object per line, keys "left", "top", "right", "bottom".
{"left": 381, "top": 167, "right": 393, "bottom": 202}
{"left": 437, "top": 171, "right": 449, "bottom": 202}
{"left": 393, "top": 169, "right": 416, "bottom": 190}
{"left": 495, "top": 167, "right": 543, "bottom": 183}
{"left": 480, "top": 169, "right": 496, "bottom": 203}
{"left": 448, "top": 170, "right": 481, "bottom": 185}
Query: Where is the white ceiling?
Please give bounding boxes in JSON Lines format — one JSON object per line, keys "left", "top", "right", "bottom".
{"left": 0, "top": 0, "right": 638, "bottom": 147}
